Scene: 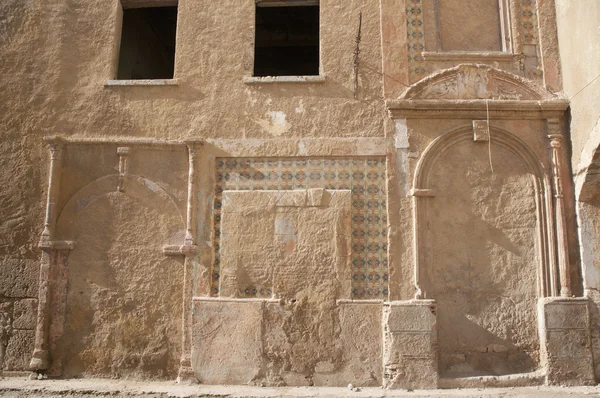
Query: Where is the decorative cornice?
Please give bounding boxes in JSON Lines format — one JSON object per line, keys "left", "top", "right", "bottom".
{"left": 399, "top": 64, "right": 552, "bottom": 101}
{"left": 43, "top": 136, "right": 202, "bottom": 148}
{"left": 387, "top": 99, "right": 569, "bottom": 119}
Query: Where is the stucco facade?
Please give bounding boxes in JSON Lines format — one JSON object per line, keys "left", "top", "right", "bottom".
{"left": 0, "top": 0, "right": 598, "bottom": 389}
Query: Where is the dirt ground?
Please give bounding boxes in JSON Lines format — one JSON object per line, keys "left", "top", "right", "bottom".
{"left": 1, "top": 377, "right": 600, "bottom": 398}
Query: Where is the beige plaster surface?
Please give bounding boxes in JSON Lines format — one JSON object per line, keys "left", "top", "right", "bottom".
{"left": 426, "top": 140, "right": 540, "bottom": 377}
{"left": 555, "top": 0, "right": 600, "bottom": 176}
{"left": 0, "top": 0, "right": 593, "bottom": 390}
{"left": 437, "top": 0, "right": 503, "bottom": 52}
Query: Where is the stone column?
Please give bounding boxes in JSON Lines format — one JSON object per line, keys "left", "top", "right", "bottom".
{"left": 39, "top": 138, "right": 64, "bottom": 246}
{"left": 30, "top": 138, "right": 66, "bottom": 372}
{"left": 547, "top": 119, "right": 572, "bottom": 298}
{"left": 176, "top": 140, "right": 203, "bottom": 383}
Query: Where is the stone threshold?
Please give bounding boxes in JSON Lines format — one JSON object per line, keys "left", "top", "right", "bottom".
{"left": 1, "top": 377, "right": 599, "bottom": 397}
{"left": 438, "top": 370, "right": 546, "bottom": 389}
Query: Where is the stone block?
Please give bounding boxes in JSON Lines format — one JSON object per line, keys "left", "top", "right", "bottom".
{"left": 545, "top": 302, "right": 589, "bottom": 330}
{"left": 546, "top": 358, "right": 597, "bottom": 387}
{"left": 473, "top": 120, "right": 490, "bottom": 142}
{"left": 3, "top": 329, "right": 34, "bottom": 371}
{"left": 546, "top": 330, "right": 590, "bottom": 359}
{"left": 313, "top": 303, "right": 382, "bottom": 387}
{"left": 276, "top": 190, "right": 307, "bottom": 207}
{"left": 0, "top": 258, "right": 38, "bottom": 298}
{"left": 259, "top": 301, "right": 381, "bottom": 387}
{"left": 383, "top": 300, "right": 438, "bottom": 389}
{"left": 192, "top": 300, "right": 263, "bottom": 385}
{"left": 385, "top": 357, "right": 437, "bottom": 390}
{"left": 306, "top": 188, "right": 324, "bottom": 207}
{"left": 12, "top": 299, "right": 37, "bottom": 330}
{"left": 220, "top": 189, "right": 352, "bottom": 299}
{"left": 540, "top": 298, "right": 595, "bottom": 386}
{"left": 385, "top": 331, "right": 435, "bottom": 362}
{"left": 385, "top": 300, "right": 436, "bottom": 332}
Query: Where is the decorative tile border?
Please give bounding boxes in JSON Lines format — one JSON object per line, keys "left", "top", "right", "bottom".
{"left": 406, "top": 0, "right": 543, "bottom": 82}
{"left": 520, "top": 0, "right": 538, "bottom": 45}
{"left": 211, "top": 157, "right": 388, "bottom": 300}
{"left": 406, "top": 0, "right": 427, "bottom": 82}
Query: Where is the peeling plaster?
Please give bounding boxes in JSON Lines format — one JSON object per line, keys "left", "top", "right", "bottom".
{"left": 257, "top": 111, "right": 292, "bottom": 137}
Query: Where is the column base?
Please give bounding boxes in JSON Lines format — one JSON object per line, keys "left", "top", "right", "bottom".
{"left": 383, "top": 300, "right": 438, "bottom": 390}
{"left": 539, "top": 297, "right": 595, "bottom": 386}
{"left": 29, "top": 349, "right": 50, "bottom": 371}
{"left": 177, "top": 358, "right": 198, "bottom": 384}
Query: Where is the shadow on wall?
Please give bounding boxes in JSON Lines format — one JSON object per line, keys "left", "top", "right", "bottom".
{"left": 424, "top": 138, "right": 540, "bottom": 377}
{"left": 52, "top": 191, "right": 184, "bottom": 379}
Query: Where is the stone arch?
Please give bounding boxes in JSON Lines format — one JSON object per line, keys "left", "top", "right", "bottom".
{"left": 412, "top": 125, "right": 555, "bottom": 377}
{"left": 412, "top": 125, "right": 555, "bottom": 298}
{"left": 51, "top": 173, "right": 186, "bottom": 378}
{"left": 400, "top": 64, "right": 554, "bottom": 101}
{"left": 55, "top": 174, "right": 185, "bottom": 239}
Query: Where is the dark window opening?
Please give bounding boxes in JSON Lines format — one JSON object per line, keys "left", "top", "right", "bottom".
{"left": 254, "top": 4, "right": 320, "bottom": 77}
{"left": 117, "top": 6, "right": 178, "bottom": 80}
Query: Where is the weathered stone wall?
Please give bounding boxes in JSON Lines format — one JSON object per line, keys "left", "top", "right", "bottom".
{"left": 0, "top": 0, "right": 594, "bottom": 389}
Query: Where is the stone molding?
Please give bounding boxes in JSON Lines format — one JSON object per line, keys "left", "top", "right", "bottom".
{"left": 410, "top": 125, "right": 557, "bottom": 299}
{"left": 31, "top": 137, "right": 200, "bottom": 380}
{"left": 399, "top": 64, "right": 551, "bottom": 101}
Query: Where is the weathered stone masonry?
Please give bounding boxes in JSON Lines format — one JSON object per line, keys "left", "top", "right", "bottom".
{"left": 0, "top": 0, "right": 599, "bottom": 390}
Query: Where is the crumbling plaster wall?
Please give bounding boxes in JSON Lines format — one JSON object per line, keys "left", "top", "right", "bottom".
{"left": 555, "top": 0, "right": 600, "bottom": 379}
{"left": 0, "top": 0, "right": 387, "bottom": 375}
{"left": 0, "top": 0, "right": 586, "bottom": 387}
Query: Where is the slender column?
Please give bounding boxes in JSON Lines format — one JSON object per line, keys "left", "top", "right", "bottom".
{"left": 39, "top": 138, "right": 64, "bottom": 246}
{"left": 411, "top": 188, "right": 436, "bottom": 299}
{"left": 176, "top": 140, "right": 203, "bottom": 383}
{"left": 184, "top": 141, "right": 202, "bottom": 246}
{"left": 116, "top": 147, "right": 130, "bottom": 193}
{"left": 31, "top": 138, "right": 65, "bottom": 371}
{"left": 547, "top": 119, "right": 572, "bottom": 298}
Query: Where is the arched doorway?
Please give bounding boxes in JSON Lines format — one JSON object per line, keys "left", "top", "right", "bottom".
{"left": 414, "top": 127, "right": 550, "bottom": 377}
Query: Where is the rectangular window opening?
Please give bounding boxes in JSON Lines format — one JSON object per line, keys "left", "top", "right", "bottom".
{"left": 254, "top": 1, "right": 320, "bottom": 77}
{"left": 117, "top": 5, "right": 178, "bottom": 80}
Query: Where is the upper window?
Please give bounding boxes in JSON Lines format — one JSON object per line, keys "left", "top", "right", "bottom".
{"left": 253, "top": 1, "right": 320, "bottom": 77}
{"left": 116, "top": 3, "right": 178, "bottom": 80}
{"left": 424, "top": 0, "right": 511, "bottom": 53}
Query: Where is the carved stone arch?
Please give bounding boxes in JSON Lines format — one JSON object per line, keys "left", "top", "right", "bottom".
{"left": 412, "top": 125, "right": 557, "bottom": 299}
{"left": 55, "top": 174, "right": 185, "bottom": 239}
{"left": 400, "top": 64, "right": 554, "bottom": 101}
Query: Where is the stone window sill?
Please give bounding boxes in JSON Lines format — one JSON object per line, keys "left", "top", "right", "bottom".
{"left": 421, "top": 52, "right": 515, "bottom": 62}
{"left": 243, "top": 75, "right": 326, "bottom": 84}
{"left": 104, "top": 79, "right": 179, "bottom": 87}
